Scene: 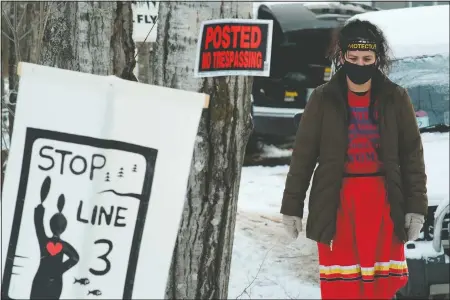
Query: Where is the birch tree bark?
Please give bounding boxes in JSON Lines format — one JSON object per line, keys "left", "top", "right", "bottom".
{"left": 3, "top": 1, "right": 135, "bottom": 137}
{"left": 39, "top": 1, "right": 135, "bottom": 76}
{"left": 1, "top": 1, "right": 135, "bottom": 190}
{"left": 152, "top": 2, "right": 253, "bottom": 299}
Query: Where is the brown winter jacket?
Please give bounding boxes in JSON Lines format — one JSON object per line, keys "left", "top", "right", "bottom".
{"left": 280, "top": 68, "right": 428, "bottom": 245}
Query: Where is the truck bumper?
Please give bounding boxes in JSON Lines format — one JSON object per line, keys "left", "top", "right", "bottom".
{"left": 398, "top": 245, "right": 449, "bottom": 298}
{"left": 398, "top": 198, "right": 450, "bottom": 298}
{"left": 252, "top": 105, "right": 303, "bottom": 137}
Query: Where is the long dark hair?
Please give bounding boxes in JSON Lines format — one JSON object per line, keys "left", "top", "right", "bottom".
{"left": 328, "top": 19, "right": 393, "bottom": 75}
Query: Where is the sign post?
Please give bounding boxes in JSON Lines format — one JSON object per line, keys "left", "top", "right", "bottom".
{"left": 1, "top": 62, "right": 207, "bottom": 299}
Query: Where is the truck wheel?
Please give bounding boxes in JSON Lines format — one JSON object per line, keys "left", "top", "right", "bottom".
{"left": 246, "top": 102, "right": 261, "bottom": 155}
{"left": 246, "top": 133, "right": 261, "bottom": 155}
{"left": 397, "top": 259, "right": 430, "bottom": 299}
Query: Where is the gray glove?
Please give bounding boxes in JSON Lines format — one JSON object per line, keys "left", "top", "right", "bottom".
{"left": 405, "top": 213, "right": 425, "bottom": 241}
{"left": 282, "top": 215, "right": 302, "bottom": 239}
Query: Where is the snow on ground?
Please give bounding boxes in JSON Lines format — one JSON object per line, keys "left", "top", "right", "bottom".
{"left": 260, "top": 144, "right": 292, "bottom": 159}
{"left": 229, "top": 166, "right": 321, "bottom": 299}
{"left": 229, "top": 132, "right": 450, "bottom": 299}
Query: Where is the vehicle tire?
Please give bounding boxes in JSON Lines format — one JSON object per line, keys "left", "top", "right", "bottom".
{"left": 245, "top": 133, "right": 258, "bottom": 154}
{"left": 245, "top": 102, "right": 259, "bottom": 155}
{"left": 396, "top": 259, "right": 430, "bottom": 299}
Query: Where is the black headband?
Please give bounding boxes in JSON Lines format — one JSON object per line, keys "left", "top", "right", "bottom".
{"left": 344, "top": 38, "right": 378, "bottom": 53}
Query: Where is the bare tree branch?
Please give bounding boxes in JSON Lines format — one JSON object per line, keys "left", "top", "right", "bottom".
{"left": 235, "top": 243, "right": 277, "bottom": 299}
{"left": 2, "top": 134, "right": 10, "bottom": 152}
{"left": 1, "top": 31, "right": 14, "bottom": 43}
{"left": 1, "top": 9, "right": 15, "bottom": 36}
{"left": 13, "top": 3, "right": 17, "bottom": 34}
{"left": 18, "top": 27, "right": 33, "bottom": 41}
{"left": 16, "top": 2, "right": 28, "bottom": 30}
{"left": 264, "top": 276, "right": 296, "bottom": 299}
{"left": 5, "top": 106, "right": 15, "bottom": 117}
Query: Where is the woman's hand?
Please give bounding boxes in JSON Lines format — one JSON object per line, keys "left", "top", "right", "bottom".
{"left": 404, "top": 213, "right": 424, "bottom": 241}
{"left": 282, "top": 215, "right": 302, "bottom": 239}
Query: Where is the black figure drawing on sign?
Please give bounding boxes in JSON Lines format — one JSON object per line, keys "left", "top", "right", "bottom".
{"left": 105, "top": 172, "right": 110, "bottom": 182}
{"left": 132, "top": 164, "right": 137, "bottom": 172}
{"left": 74, "top": 277, "right": 90, "bottom": 285}
{"left": 30, "top": 176, "right": 80, "bottom": 300}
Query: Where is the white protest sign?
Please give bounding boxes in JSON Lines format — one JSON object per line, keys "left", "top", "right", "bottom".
{"left": 1, "top": 62, "right": 207, "bottom": 299}
{"left": 132, "top": 1, "right": 159, "bottom": 42}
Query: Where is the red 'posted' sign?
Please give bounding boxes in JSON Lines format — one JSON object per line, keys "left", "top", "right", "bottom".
{"left": 194, "top": 19, "right": 273, "bottom": 77}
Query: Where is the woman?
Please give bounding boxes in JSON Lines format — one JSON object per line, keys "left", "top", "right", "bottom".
{"left": 281, "top": 19, "right": 428, "bottom": 299}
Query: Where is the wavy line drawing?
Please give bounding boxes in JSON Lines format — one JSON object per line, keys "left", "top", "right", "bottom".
{"left": 98, "top": 189, "right": 142, "bottom": 201}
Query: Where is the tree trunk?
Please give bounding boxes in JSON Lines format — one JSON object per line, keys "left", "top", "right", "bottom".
{"left": 152, "top": 2, "right": 253, "bottom": 299}
{"left": 40, "top": 1, "right": 135, "bottom": 76}
{"left": 2, "top": 0, "right": 135, "bottom": 192}
{"left": 135, "top": 41, "right": 155, "bottom": 84}
{"left": 4, "top": 1, "right": 135, "bottom": 136}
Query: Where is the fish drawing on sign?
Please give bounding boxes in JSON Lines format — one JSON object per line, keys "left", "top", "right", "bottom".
{"left": 30, "top": 176, "right": 80, "bottom": 300}
{"left": 73, "top": 277, "right": 90, "bottom": 285}
{"left": 88, "top": 289, "right": 102, "bottom": 296}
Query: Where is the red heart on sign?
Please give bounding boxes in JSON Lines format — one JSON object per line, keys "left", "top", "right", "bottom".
{"left": 46, "top": 242, "right": 63, "bottom": 256}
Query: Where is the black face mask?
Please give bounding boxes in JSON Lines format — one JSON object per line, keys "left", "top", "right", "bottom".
{"left": 342, "top": 61, "right": 376, "bottom": 85}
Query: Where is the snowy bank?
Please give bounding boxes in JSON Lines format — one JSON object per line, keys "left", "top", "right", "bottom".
{"left": 229, "top": 166, "right": 320, "bottom": 299}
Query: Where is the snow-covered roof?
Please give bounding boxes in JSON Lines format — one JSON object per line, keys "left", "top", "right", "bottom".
{"left": 347, "top": 5, "right": 450, "bottom": 59}
{"left": 253, "top": 1, "right": 377, "bottom": 21}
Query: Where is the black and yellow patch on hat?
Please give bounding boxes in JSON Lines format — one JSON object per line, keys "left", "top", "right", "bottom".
{"left": 345, "top": 39, "right": 378, "bottom": 52}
